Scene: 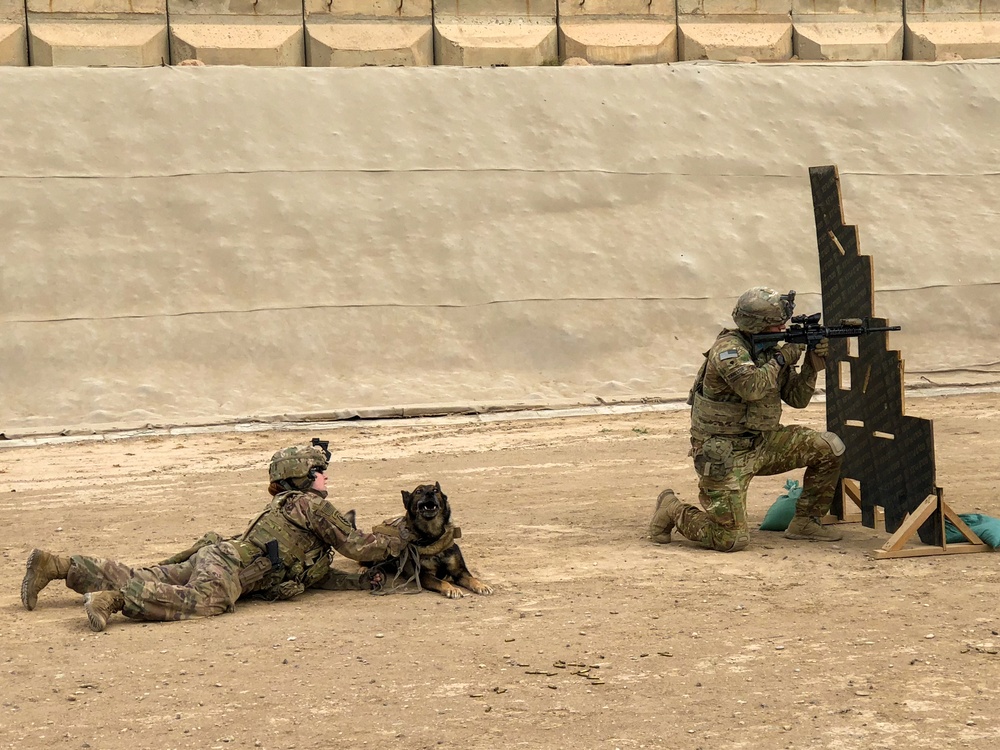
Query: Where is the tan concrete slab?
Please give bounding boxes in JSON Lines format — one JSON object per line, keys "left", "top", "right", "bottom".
{"left": 791, "top": 0, "right": 897, "bottom": 11}
{"left": 168, "top": 0, "right": 301, "bottom": 15}
{"left": 26, "top": 0, "right": 164, "bottom": 10}
{"left": 306, "top": 21, "right": 433, "bottom": 66}
{"left": 0, "top": 22, "right": 27, "bottom": 65}
{"left": 679, "top": 18, "right": 793, "bottom": 61}
{"left": 435, "top": 20, "right": 559, "bottom": 66}
{"left": 558, "top": 0, "right": 675, "bottom": 15}
{"left": 304, "top": 0, "right": 432, "bottom": 17}
{"left": 794, "top": 20, "right": 904, "bottom": 61}
{"left": 559, "top": 20, "right": 676, "bottom": 64}
{"left": 906, "top": 16, "right": 1000, "bottom": 61}
{"left": 434, "top": 0, "right": 555, "bottom": 16}
{"left": 28, "top": 21, "right": 168, "bottom": 66}
{"left": 170, "top": 22, "right": 304, "bottom": 66}
{"left": 678, "top": 0, "right": 790, "bottom": 14}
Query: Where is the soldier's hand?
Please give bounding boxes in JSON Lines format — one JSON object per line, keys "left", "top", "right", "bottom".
{"left": 774, "top": 342, "right": 805, "bottom": 367}
{"left": 806, "top": 337, "right": 829, "bottom": 370}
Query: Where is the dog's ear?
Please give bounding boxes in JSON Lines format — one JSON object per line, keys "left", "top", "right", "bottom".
{"left": 435, "top": 481, "right": 446, "bottom": 502}
{"left": 401, "top": 489, "right": 412, "bottom": 512}
{"left": 344, "top": 509, "right": 357, "bottom": 530}
{"left": 441, "top": 493, "right": 452, "bottom": 525}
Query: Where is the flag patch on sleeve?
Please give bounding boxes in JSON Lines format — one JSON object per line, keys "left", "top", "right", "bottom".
{"left": 719, "top": 349, "right": 740, "bottom": 361}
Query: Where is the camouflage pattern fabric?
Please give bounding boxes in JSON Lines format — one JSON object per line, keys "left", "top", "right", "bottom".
{"left": 676, "top": 425, "right": 843, "bottom": 551}
{"left": 59, "top": 487, "right": 407, "bottom": 623}
{"left": 66, "top": 542, "right": 243, "bottom": 621}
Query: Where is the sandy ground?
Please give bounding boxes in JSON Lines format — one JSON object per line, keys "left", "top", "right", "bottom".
{"left": 2, "top": 393, "right": 1000, "bottom": 750}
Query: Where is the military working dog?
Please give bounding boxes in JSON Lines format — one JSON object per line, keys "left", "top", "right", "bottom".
{"left": 370, "top": 482, "right": 493, "bottom": 599}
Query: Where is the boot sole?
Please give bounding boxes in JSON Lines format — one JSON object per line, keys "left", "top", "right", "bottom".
{"left": 21, "top": 548, "right": 43, "bottom": 611}
{"left": 83, "top": 593, "right": 108, "bottom": 632}
{"left": 783, "top": 532, "right": 844, "bottom": 542}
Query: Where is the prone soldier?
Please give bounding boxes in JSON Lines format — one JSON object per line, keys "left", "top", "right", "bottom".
{"left": 20, "top": 440, "right": 408, "bottom": 631}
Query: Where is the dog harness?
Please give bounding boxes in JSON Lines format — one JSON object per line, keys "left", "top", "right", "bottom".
{"left": 371, "top": 515, "right": 462, "bottom": 557}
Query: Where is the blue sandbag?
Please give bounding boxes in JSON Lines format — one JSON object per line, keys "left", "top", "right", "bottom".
{"left": 945, "top": 513, "right": 1000, "bottom": 548}
{"left": 760, "top": 479, "right": 802, "bottom": 531}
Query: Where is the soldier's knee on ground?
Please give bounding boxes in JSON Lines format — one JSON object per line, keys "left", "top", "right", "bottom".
{"left": 714, "top": 531, "right": 750, "bottom": 552}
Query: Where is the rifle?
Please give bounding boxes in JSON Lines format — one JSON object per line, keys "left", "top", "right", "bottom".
{"left": 751, "top": 312, "right": 901, "bottom": 350}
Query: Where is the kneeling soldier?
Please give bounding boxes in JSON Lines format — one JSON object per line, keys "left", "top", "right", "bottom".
{"left": 650, "top": 286, "right": 846, "bottom": 552}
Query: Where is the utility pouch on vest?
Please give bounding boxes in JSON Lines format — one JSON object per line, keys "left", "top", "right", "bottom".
{"left": 238, "top": 539, "right": 283, "bottom": 589}
{"left": 238, "top": 555, "right": 273, "bottom": 588}
{"left": 695, "top": 436, "right": 737, "bottom": 480}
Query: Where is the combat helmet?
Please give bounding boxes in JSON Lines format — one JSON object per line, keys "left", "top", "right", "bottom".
{"left": 269, "top": 438, "right": 331, "bottom": 492}
{"left": 731, "top": 287, "right": 795, "bottom": 334}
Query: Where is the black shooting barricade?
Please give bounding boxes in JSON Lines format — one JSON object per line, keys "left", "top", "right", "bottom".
{"left": 808, "top": 165, "right": 988, "bottom": 559}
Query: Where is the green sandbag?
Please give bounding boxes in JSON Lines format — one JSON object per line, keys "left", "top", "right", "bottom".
{"left": 944, "top": 513, "right": 1000, "bottom": 548}
{"left": 760, "top": 479, "right": 802, "bottom": 531}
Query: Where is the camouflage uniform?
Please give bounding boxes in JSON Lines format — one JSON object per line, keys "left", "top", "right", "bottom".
{"left": 22, "top": 442, "right": 407, "bottom": 629}
{"left": 651, "top": 287, "right": 845, "bottom": 552}
{"left": 60, "top": 488, "right": 405, "bottom": 622}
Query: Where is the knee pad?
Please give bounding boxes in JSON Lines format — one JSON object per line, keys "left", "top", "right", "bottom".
{"left": 718, "top": 532, "right": 751, "bottom": 553}
{"left": 819, "top": 431, "right": 846, "bottom": 457}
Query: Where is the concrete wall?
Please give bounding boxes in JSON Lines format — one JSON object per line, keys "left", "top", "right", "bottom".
{"left": 2, "top": 63, "right": 999, "bottom": 436}
{"left": 1, "top": 1, "right": 998, "bottom": 65}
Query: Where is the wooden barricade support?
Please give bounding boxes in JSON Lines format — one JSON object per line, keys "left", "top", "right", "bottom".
{"left": 874, "top": 488, "right": 989, "bottom": 559}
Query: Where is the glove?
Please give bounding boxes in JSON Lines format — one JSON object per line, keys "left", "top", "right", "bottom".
{"left": 773, "top": 342, "right": 805, "bottom": 368}
{"left": 806, "top": 337, "right": 829, "bottom": 370}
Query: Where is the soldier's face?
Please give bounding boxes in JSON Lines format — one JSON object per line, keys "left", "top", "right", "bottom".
{"left": 311, "top": 470, "right": 328, "bottom": 492}
{"left": 763, "top": 323, "right": 786, "bottom": 333}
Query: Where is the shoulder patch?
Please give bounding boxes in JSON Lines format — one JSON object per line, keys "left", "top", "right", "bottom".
{"left": 719, "top": 349, "right": 740, "bottom": 361}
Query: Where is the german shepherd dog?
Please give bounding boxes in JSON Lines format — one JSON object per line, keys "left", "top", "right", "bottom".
{"left": 371, "top": 483, "right": 493, "bottom": 599}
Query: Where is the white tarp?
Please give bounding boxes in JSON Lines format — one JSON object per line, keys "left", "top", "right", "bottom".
{"left": 2, "top": 61, "right": 998, "bottom": 436}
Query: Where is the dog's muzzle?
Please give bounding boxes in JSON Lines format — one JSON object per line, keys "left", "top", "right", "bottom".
{"left": 416, "top": 496, "right": 440, "bottom": 518}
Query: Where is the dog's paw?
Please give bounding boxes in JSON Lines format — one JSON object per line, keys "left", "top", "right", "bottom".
{"left": 470, "top": 582, "right": 494, "bottom": 596}
{"left": 441, "top": 585, "right": 465, "bottom": 599}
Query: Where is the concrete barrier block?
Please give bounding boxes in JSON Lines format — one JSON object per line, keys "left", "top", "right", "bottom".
{"left": 26, "top": 4, "right": 168, "bottom": 67}
{"left": 304, "top": 1, "right": 432, "bottom": 66}
{"left": 170, "top": 21, "right": 304, "bottom": 66}
{"left": 434, "top": 0, "right": 555, "bottom": 16}
{"left": 25, "top": 1, "right": 167, "bottom": 67}
{"left": 678, "top": 0, "right": 790, "bottom": 14}
{"left": 29, "top": 20, "right": 168, "bottom": 66}
{"left": 0, "top": 23, "right": 27, "bottom": 65}
{"left": 794, "top": 18, "right": 903, "bottom": 61}
{"left": 307, "top": 0, "right": 431, "bottom": 16}
{"left": 306, "top": 22, "right": 433, "bottom": 66}
{"left": 559, "top": 20, "right": 677, "bottom": 64}
{"left": 557, "top": 0, "right": 675, "bottom": 14}
{"left": 168, "top": 0, "right": 304, "bottom": 66}
{"left": 905, "top": 13, "right": 1000, "bottom": 61}
{"left": 435, "top": 19, "right": 558, "bottom": 66}
{"left": 792, "top": 0, "right": 896, "bottom": 11}
{"left": 791, "top": 0, "right": 902, "bottom": 60}
{"left": 0, "top": 0, "right": 27, "bottom": 65}
{"left": 557, "top": 1, "right": 676, "bottom": 64}
{"left": 679, "top": 17, "right": 793, "bottom": 61}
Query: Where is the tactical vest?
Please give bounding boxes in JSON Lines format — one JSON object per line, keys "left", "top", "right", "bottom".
{"left": 689, "top": 331, "right": 783, "bottom": 436}
{"left": 241, "top": 492, "right": 331, "bottom": 589}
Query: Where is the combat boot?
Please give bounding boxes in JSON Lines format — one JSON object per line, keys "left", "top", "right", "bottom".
{"left": 649, "top": 489, "right": 682, "bottom": 544}
{"left": 784, "top": 516, "right": 843, "bottom": 542}
{"left": 21, "top": 549, "right": 71, "bottom": 611}
{"left": 84, "top": 591, "right": 125, "bottom": 632}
